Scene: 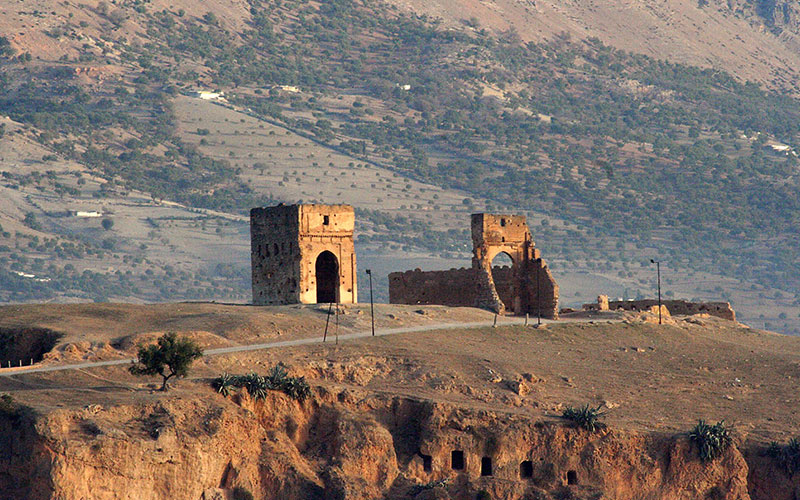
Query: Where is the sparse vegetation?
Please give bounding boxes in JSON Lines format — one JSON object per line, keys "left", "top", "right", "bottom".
{"left": 561, "top": 404, "right": 605, "bottom": 432}
{"left": 408, "top": 479, "right": 450, "bottom": 496}
{"left": 0, "top": 394, "right": 35, "bottom": 425}
{"left": 688, "top": 420, "right": 732, "bottom": 462}
{"left": 129, "top": 332, "right": 203, "bottom": 391}
{"left": 211, "top": 364, "right": 311, "bottom": 401}
{"left": 766, "top": 438, "right": 800, "bottom": 474}
{"left": 232, "top": 487, "right": 254, "bottom": 500}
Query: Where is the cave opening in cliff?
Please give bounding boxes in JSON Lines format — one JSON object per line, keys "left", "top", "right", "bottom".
{"left": 451, "top": 450, "right": 465, "bottom": 470}
{"left": 421, "top": 454, "right": 432, "bottom": 472}
{"left": 520, "top": 460, "right": 533, "bottom": 479}
{"left": 481, "top": 457, "right": 493, "bottom": 476}
{"left": 567, "top": 470, "right": 578, "bottom": 485}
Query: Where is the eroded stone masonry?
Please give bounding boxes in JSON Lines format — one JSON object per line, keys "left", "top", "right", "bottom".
{"left": 389, "top": 214, "right": 559, "bottom": 318}
{"left": 251, "top": 204, "right": 357, "bottom": 305}
{"left": 583, "top": 297, "right": 736, "bottom": 321}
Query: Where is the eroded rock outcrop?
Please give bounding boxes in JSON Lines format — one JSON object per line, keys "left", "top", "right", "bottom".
{"left": 0, "top": 387, "right": 782, "bottom": 500}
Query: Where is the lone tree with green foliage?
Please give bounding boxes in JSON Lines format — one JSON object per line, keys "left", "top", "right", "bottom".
{"left": 129, "top": 332, "right": 203, "bottom": 391}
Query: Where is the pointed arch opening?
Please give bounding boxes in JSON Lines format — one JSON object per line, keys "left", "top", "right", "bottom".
{"left": 491, "top": 251, "right": 515, "bottom": 310}
{"left": 315, "top": 251, "right": 339, "bottom": 303}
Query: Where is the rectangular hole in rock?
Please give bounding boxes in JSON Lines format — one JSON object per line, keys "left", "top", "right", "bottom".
{"left": 520, "top": 460, "right": 533, "bottom": 479}
{"left": 421, "top": 454, "right": 432, "bottom": 473}
{"left": 481, "top": 456, "right": 492, "bottom": 476}
{"left": 451, "top": 450, "right": 465, "bottom": 470}
{"left": 567, "top": 470, "right": 578, "bottom": 485}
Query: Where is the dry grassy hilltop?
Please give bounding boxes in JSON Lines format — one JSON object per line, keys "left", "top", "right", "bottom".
{"left": 2, "top": 0, "right": 800, "bottom": 337}
{"left": 1, "top": 302, "right": 799, "bottom": 499}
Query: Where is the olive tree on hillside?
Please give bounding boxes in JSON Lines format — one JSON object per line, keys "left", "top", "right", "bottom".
{"left": 129, "top": 332, "right": 203, "bottom": 391}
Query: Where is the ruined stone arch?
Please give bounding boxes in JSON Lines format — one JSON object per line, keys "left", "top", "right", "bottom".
{"left": 489, "top": 250, "right": 515, "bottom": 268}
{"left": 314, "top": 250, "right": 339, "bottom": 304}
{"left": 388, "top": 213, "right": 559, "bottom": 319}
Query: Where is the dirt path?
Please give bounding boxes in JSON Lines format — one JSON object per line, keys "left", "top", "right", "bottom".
{"left": 0, "top": 316, "right": 572, "bottom": 377}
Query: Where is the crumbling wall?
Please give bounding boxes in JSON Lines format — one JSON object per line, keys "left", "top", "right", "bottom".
{"left": 251, "top": 206, "right": 303, "bottom": 305}
{"left": 583, "top": 299, "right": 736, "bottom": 321}
{"left": 388, "top": 268, "right": 480, "bottom": 307}
{"left": 390, "top": 214, "right": 559, "bottom": 318}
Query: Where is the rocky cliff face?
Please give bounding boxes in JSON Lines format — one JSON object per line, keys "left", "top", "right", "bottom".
{"left": 0, "top": 386, "right": 793, "bottom": 500}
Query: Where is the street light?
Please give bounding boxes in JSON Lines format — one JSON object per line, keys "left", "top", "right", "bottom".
{"left": 365, "top": 269, "right": 375, "bottom": 336}
{"left": 536, "top": 257, "right": 542, "bottom": 326}
{"left": 650, "top": 259, "right": 662, "bottom": 325}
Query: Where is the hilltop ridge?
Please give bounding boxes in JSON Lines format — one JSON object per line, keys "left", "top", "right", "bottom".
{"left": 0, "top": 302, "right": 799, "bottom": 498}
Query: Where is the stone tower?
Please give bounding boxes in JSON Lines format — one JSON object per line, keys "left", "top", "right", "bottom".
{"left": 471, "top": 213, "right": 558, "bottom": 317}
{"left": 250, "top": 204, "right": 357, "bottom": 305}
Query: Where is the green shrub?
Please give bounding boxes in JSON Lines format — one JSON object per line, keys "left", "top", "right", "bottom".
{"left": 688, "top": 420, "right": 731, "bottom": 462}
{"left": 211, "top": 372, "right": 234, "bottom": 396}
{"left": 212, "top": 364, "right": 311, "bottom": 401}
{"left": 766, "top": 438, "right": 800, "bottom": 474}
{"left": 561, "top": 404, "right": 605, "bottom": 432}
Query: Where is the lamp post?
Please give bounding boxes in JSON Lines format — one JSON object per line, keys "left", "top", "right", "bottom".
{"left": 536, "top": 257, "right": 541, "bottom": 326}
{"left": 365, "top": 269, "right": 375, "bottom": 336}
{"left": 650, "top": 259, "right": 662, "bottom": 325}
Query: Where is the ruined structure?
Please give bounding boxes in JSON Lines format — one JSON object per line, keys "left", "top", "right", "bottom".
{"left": 583, "top": 298, "right": 736, "bottom": 321}
{"left": 389, "top": 214, "right": 559, "bottom": 318}
{"left": 251, "top": 204, "right": 357, "bottom": 305}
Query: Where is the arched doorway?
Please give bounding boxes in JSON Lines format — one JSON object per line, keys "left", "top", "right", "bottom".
{"left": 491, "top": 252, "right": 515, "bottom": 311}
{"left": 315, "top": 251, "right": 339, "bottom": 303}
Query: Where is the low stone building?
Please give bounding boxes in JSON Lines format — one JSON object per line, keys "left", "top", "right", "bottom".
{"left": 389, "top": 213, "right": 559, "bottom": 318}
{"left": 250, "top": 204, "right": 357, "bottom": 305}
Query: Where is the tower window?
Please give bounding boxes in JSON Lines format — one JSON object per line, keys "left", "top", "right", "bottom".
{"left": 323, "top": 215, "right": 330, "bottom": 225}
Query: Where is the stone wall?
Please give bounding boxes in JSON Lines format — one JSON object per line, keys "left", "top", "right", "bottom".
{"left": 389, "top": 263, "right": 559, "bottom": 319}
{"left": 251, "top": 205, "right": 303, "bottom": 305}
{"left": 388, "top": 268, "right": 480, "bottom": 308}
{"left": 583, "top": 299, "right": 736, "bottom": 321}
{"left": 389, "top": 213, "right": 559, "bottom": 318}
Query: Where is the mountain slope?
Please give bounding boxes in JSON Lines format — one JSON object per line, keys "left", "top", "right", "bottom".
{"left": 0, "top": 0, "right": 800, "bottom": 334}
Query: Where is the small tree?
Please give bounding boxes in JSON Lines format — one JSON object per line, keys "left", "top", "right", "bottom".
{"left": 129, "top": 332, "right": 203, "bottom": 391}
{"left": 101, "top": 218, "right": 114, "bottom": 231}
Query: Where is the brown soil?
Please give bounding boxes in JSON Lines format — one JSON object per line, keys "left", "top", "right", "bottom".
{"left": 0, "top": 303, "right": 799, "bottom": 498}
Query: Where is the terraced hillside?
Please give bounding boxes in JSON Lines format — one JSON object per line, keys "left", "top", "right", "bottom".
{"left": 1, "top": 0, "right": 800, "bottom": 334}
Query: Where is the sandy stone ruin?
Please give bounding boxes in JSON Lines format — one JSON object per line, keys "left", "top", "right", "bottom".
{"left": 250, "top": 204, "right": 357, "bottom": 305}
{"left": 389, "top": 213, "right": 559, "bottom": 318}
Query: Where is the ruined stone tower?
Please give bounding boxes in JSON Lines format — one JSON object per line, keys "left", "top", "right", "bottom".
{"left": 388, "top": 213, "right": 559, "bottom": 318}
{"left": 470, "top": 213, "right": 558, "bottom": 317}
{"left": 250, "top": 204, "right": 357, "bottom": 305}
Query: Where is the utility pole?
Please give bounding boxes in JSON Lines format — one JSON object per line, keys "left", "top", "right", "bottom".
{"left": 366, "top": 269, "right": 375, "bottom": 336}
{"left": 536, "top": 257, "right": 542, "bottom": 326}
{"left": 323, "top": 301, "right": 333, "bottom": 342}
{"left": 651, "top": 259, "right": 662, "bottom": 325}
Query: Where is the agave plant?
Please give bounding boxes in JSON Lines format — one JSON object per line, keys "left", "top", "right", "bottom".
{"left": 561, "top": 404, "right": 605, "bottom": 432}
{"left": 266, "top": 364, "right": 289, "bottom": 389}
{"left": 688, "top": 420, "right": 731, "bottom": 462}
{"left": 243, "top": 372, "right": 269, "bottom": 400}
{"left": 210, "top": 365, "right": 312, "bottom": 402}
{"left": 283, "top": 375, "right": 311, "bottom": 402}
{"left": 767, "top": 437, "right": 800, "bottom": 474}
{"left": 212, "top": 372, "right": 235, "bottom": 397}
